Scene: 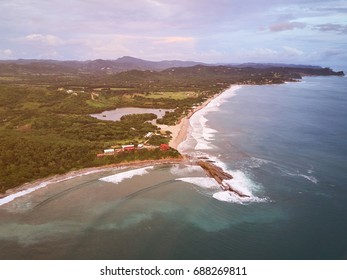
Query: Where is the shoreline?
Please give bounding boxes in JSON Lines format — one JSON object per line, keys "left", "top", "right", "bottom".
{"left": 0, "top": 157, "right": 185, "bottom": 206}
{"left": 159, "top": 85, "right": 242, "bottom": 150}
{"left": 157, "top": 85, "right": 240, "bottom": 150}
{"left": 0, "top": 85, "right": 240, "bottom": 206}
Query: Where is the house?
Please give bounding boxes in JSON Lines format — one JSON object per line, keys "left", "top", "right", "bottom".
{"left": 122, "top": 144, "right": 135, "bottom": 151}
{"left": 160, "top": 144, "right": 170, "bottom": 151}
{"left": 144, "top": 132, "right": 153, "bottom": 138}
{"left": 103, "top": 148, "right": 115, "bottom": 154}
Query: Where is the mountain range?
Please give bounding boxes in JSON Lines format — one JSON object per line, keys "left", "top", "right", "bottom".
{"left": 0, "top": 56, "right": 327, "bottom": 75}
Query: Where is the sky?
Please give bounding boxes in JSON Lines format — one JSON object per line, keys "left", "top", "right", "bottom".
{"left": 0, "top": 0, "right": 346, "bottom": 68}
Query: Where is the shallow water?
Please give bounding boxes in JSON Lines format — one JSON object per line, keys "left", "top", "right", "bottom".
{"left": 90, "top": 107, "right": 173, "bottom": 122}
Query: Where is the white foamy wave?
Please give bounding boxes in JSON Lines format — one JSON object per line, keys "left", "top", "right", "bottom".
{"left": 204, "top": 156, "right": 267, "bottom": 204}
{"left": 223, "top": 169, "right": 262, "bottom": 197}
{"left": 213, "top": 191, "right": 268, "bottom": 204}
{"left": 200, "top": 116, "right": 218, "bottom": 140}
{"left": 0, "top": 167, "right": 115, "bottom": 207}
{"left": 190, "top": 113, "right": 214, "bottom": 150}
{"left": 206, "top": 85, "right": 242, "bottom": 109}
{"left": 281, "top": 169, "right": 319, "bottom": 184}
{"left": 170, "top": 165, "right": 203, "bottom": 176}
{"left": 0, "top": 182, "right": 49, "bottom": 207}
{"left": 99, "top": 166, "right": 154, "bottom": 184}
{"left": 176, "top": 177, "right": 220, "bottom": 189}
{"left": 183, "top": 86, "right": 242, "bottom": 153}
{"left": 299, "top": 174, "right": 319, "bottom": 184}
{"left": 248, "top": 157, "right": 272, "bottom": 168}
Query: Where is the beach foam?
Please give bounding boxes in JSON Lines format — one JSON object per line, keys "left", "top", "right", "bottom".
{"left": 0, "top": 182, "right": 49, "bottom": 207}
{"left": 177, "top": 85, "right": 269, "bottom": 204}
{"left": 278, "top": 166, "right": 319, "bottom": 184}
{"left": 179, "top": 85, "right": 242, "bottom": 154}
{"left": 213, "top": 191, "right": 268, "bottom": 204}
{"left": 176, "top": 177, "right": 220, "bottom": 189}
{"left": 0, "top": 168, "right": 115, "bottom": 207}
{"left": 99, "top": 166, "right": 154, "bottom": 184}
{"left": 170, "top": 165, "right": 203, "bottom": 176}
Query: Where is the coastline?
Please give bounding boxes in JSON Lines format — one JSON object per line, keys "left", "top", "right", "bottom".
{"left": 158, "top": 85, "right": 241, "bottom": 150}
{"left": 0, "top": 157, "right": 185, "bottom": 206}
{"left": 0, "top": 85, "right": 239, "bottom": 206}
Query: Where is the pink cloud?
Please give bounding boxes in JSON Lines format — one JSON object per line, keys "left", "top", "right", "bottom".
{"left": 269, "top": 21, "right": 306, "bottom": 32}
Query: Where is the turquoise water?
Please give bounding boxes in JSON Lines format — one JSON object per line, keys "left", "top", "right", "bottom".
{"left": 0, "top": 76, "right": 346, "bottom": 259}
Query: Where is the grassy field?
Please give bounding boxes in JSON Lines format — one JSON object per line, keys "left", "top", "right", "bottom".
{"left": 93, "top": 87, "right": 133, "bottom": 91}
{"left": 136, "top": 91, "right": 198, "bottom": 100}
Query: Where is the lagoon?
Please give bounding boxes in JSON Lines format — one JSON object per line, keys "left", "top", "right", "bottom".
{"left": 90, "top": 107, "right": 173, "bottom": 122}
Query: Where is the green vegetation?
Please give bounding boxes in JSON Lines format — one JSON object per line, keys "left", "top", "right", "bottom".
{"left": 0, "top": 85, "right": 174, "bottom": 192}
{"left": 136, "top": 91, "right": 196, "bottom": 100}
{"left": 96, "top": 148, "right": 181, "bottom": 166}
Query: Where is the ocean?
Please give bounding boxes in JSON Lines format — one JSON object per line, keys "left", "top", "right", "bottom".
{"left": 0, "top": 76, "right": 346, "bottom": 259}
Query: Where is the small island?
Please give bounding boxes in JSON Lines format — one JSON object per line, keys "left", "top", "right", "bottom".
{"left": 0, "top": 57, "right": 344, "bottom": 198}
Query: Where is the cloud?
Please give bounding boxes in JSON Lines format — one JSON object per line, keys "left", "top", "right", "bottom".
{"left": 0, "top": 0, "right": 346, "bottom": 66}
{"left": 314, "top": 23, "right": 347, "bottom": 34}
{"left": 155, "top": 36, "right": 195, "bottom": 44}
{"left": 24, "top": 34, "right": 62, "bottom": 46}
{"left": 282, "top": 46, "right": 304, "bottom": 56}
{"left": 0, "top": 48, "right": 14, "bottom": 59}
{"left": 234, "top": 46, "right": 305, "bottom": 62}
{"left": 1, "top": 49, "right": 13, "bottom": 56}
{"left": 70, "top": 34, "right": 196, "bottom": 60}
{"left": 269, "top": 21, "right": 307, "bottom": 32}
{"left": 321, "top": 49, "right": 346, "bottom": 58}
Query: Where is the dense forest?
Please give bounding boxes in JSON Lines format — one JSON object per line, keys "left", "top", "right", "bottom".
{"left": 0, "top": 61, "right": 344, "bottom": 193}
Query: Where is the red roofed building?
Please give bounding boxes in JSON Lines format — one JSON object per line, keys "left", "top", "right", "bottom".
{"left": 160, "top": 144, "right": 170, "bottom": 151}
{"left": 122, "top": 144, "right": 135, "bottom": 151}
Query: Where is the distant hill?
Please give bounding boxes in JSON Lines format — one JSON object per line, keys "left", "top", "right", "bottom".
{"left": 0, "top": 56, "right": 344, "bottom": 77}
{"left": 232, "top": 62, "right": 323, "bottom": 69}
{"left": 0, "top": 56, "right": 205, "bottom": 74}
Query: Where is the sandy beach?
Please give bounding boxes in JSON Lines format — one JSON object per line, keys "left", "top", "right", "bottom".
{"left": 158, "top": 87, "right": 234, "bottom": 150}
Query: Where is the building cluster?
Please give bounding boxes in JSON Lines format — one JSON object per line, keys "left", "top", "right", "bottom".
{"left": 96, "top": 130, "right": 170, "bottom": 158}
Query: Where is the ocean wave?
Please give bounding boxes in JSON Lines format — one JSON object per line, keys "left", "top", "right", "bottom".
{"left": 213, "top": 191, "right": 268, "bottom": 204}
{"left": 176, "top": 164, "right": 267, "bottom": 204}
{"left": 0, "top": 182, "right": 49, "bottom": 207}
{"left": 0, "top": 168, "right": 112, "bottom": 207}
{"left": 277, "top": 166, "right": 319, "bottom": 184}
{"left": 248, "top": 157, "right": 273, "bottom": 168}
{"left": 176, "top": 177, "right": 220, "bottom": 189}
{"left": 178, "top": 85, "right": 267, "bottom": 204}
{"left": 99, "top": 166, "right": 154, "bottom": 184}
{"left": 170, "top": 165, "right": 203, "bottom": 176}
{"left": 180, "top": 86, "right": 242, "bottom": 154}
{"left": 298, "top": 174, "right": 319, "bottom": 184}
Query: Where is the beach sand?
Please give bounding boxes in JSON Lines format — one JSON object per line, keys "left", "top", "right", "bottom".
{"left": 158, "top": 88, "right": 228, "bottom": 150}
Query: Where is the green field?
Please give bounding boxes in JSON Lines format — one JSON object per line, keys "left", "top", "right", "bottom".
{"left": 93, "top": 87, "right": 133, "bottom": 91}
{"left": 137, "top": 91, "right": 197, "bottom": 100}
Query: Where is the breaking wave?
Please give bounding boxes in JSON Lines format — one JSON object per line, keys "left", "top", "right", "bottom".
{"left": 0, "top": 182, "right": 49, "bottom": 207}
{"left": 177, "top": 85, "right": 268, "bottom": 204}
{"left": 99, "top": 166, "right": 154, "bottom": 184}
{"left": 213, "top": 191, "right": 268, "bottom": 204}
{"left": 0, "top": 168, "right": 110, "bottom": 207}
{"left": 176, "top": 177, "right": 220, "bottom": 189}
{"left": 170, "top": 165, "right": 203, "bottom": 176}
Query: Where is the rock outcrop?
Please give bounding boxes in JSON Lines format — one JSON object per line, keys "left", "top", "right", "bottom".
{"left": 197, "top": 160, "right": 250, "bottom": 198}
